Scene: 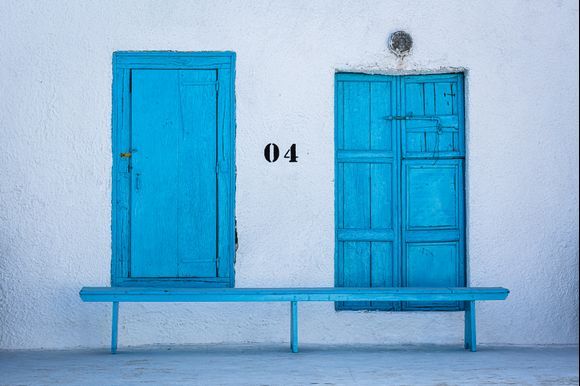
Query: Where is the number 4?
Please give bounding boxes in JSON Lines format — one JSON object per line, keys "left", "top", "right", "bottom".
{"left": 284, "top": 144, "right": 298, "bottom": 162}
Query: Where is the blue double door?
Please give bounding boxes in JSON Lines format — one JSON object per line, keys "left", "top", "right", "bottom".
{"left": 335, "top": 73, "right": 465, "bottom": 310}
{"left": 112, "top": 53, "right": 235, "bottom": 287}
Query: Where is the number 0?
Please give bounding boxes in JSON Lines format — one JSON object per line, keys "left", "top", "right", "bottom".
{"left": 264, "top": 143, "right": 280, "bottom": 162}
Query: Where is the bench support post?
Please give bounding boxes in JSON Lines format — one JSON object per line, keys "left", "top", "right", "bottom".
{"left": 290, "top": 301, "right": 298, "bottom": 353}
{"left": 111, "top": 301, "right": 119, "bottom": 354}
{"left": 464, "top": 301, "right": 476, "bottom": 352}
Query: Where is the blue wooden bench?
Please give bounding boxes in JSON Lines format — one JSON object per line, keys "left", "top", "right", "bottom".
{"left": 79, "top": 287, "right": 509, "bottom": 354}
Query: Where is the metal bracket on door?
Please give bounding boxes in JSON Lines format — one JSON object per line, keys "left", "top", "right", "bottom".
{"left": 384, "top": 115, "right": 444, "bottom": 134}
{"left": 384, "top": 115, "right": 441, "bottom": 125}
{"left": 384, "top": 115, "right": 447, "bottom": 161}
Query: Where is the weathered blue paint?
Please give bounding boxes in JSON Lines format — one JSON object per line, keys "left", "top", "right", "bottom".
{"left": 80, "top": 286, "right": 508, "bottom": 353}
{"left": 335, "top": 73, "right": 465, "bottom": 311}
{"left": 111, "top": 52, "right": 236, "bottom": 288}
{"left": 291, "top": 301, "right": 298, "bottom": 353}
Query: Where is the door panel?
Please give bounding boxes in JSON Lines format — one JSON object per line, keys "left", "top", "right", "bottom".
{"left": 406, "top": 242, "right": 460, "bottom": 287}
{"left": 405, "top": 163, "right": 460, "bottom": 230}
{"left": 131, "top": 70, "right": 182, "bottom": 277}
{"left": 335, "top": 75, "right": 399, "bottom": 311}
{"left": 404, "top": 241, "right": 461, "bottom": 309}
{"left": 130, "top": 69, "right": 218, "bottom": 279}
{"left": 402, "top": 76, "right": 464, "bottom": 158}
{"left": 176, "top": 70, "right": 219, "bottom": 278}
{"left": 337, "top": 240, "right": 396, "bottom": 310}
{"left": 402, "top": 159, "right": 465, "bottom": 310}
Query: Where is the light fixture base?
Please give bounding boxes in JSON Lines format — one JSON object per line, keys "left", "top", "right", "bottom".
{"left": 388, "top": 31, "right": 413, "bottom": 58}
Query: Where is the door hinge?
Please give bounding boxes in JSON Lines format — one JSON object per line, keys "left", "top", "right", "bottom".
{"left": 215, "top": 82, "right": 219, "bottom": 92}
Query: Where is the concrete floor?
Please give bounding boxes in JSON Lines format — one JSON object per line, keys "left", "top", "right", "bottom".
{"left": 1, "top": 345, "right": 578, "bottom": 386}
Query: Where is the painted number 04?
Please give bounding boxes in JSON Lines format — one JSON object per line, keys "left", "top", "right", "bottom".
{"left": 264, "top": 144, "right": 298, "bottom": 163}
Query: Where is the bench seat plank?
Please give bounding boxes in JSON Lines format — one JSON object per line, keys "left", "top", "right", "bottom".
{"left": 80, "top": 287, "right": 509, "bottom": 303}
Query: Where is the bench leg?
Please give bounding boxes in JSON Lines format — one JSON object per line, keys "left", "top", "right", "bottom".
{"left": 111, "top": 301, "right": 119, "bottom": 354}
{"left": 464, "top": 301, "right": 476, "bottom": 352}
{"left": 290, "top": 301, "right": 298, "bottom": 353}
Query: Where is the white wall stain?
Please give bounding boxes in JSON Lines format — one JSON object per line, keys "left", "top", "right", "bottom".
{"left": 0, "top": 0, "right": 578, "bottom": 349}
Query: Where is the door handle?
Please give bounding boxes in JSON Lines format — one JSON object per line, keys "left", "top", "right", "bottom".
{"left": 120, "top": 152, "right": 132, "bottom": 158}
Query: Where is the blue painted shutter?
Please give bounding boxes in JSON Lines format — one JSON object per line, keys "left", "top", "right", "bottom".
{"left": 130, "top": 69, "right": 220, "bottom": 278}
{"left": 335, "top": 75, "right": 399, "bottom": 310}
{"left": 401, "top": 74, "right": 465, "bottom": 310}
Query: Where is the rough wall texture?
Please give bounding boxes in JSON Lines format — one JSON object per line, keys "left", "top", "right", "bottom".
{"left": 0, "top": 0, "right": 578, "bottom": 349}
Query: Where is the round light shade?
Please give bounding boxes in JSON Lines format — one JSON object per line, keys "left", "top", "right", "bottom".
{"left": 388, "top": 31, "right": 413, "bottom": 57}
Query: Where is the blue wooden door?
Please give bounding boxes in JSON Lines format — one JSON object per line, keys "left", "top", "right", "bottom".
{"left": 335, "top": 74, "right": 399, "bottom": 310}
{"left": 131, "top": 69, "right": 219, "bottom": 278}
{"left": 401, "top": 75, "right": 465, "bottom": 310}
{"left": 335, "top": 73, "right": 465, "bottom": 310}
{"left": 112, "top": 52, "right": 235, "bottom": 287}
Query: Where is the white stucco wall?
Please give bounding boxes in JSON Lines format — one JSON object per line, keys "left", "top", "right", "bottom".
{"left": 0, "top": 0, "right": 578, "bottom": 350}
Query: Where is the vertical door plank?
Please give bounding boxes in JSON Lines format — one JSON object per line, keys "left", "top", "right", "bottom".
{"left": 423, "top": 83, "right": 436, "bottom": 116}
{"left": 370, "top": 163, "right": 392, "bottom": 229}
{"left": 371, "top": 242, "right": 395, "bottom": 309}
{"left": 370, "top": 82, "right": 392, "bottom": 151}
{"left": 177, "top": 70, "right": 218, "bottom": 278}
{"left": 435, "top": 82, "right": 455, "bottom": 115}
{"left": 131, "top": 70, "right": 180, "bottom": 277}
{"left": 335, "top": 75, "right": 398, "bottom": 310}
{"left": 343, "top": 163, "right": 371, "bottom": 229}
{"left": 404, "top": 83, "right": 425, "bottom": 116}
{"left": 343, "top": 82, "right": 370, "bottom": 150}
{"left": 342, "top": 241, "right": 371, "bottom": 309}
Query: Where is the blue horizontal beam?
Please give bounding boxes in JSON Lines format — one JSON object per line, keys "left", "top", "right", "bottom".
{"left": 336, "top": 150, "right": 394, "bottom": 163}
{"left": 80, "top": 287, "right": 509, "bottom": 303}
{"left": 113, "top": 51, "right": 235, "bottom": 69}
